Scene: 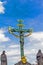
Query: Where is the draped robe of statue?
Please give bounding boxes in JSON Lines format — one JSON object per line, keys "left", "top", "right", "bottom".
{"left": 1, "top": 51, "right": 7, "bottom": 65}
{"left": 36, "top": 50, "right": 43, "bottom": 65}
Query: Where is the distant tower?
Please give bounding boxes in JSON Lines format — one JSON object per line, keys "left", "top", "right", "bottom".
{"left": 1, "top": 51, "right": 7, "bottom": 65}
{"left": 36, "top": 49, "right": 43, "bottom": 65}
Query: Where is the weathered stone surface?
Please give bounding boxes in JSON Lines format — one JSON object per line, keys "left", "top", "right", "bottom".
{"left": 1, "top": 51, "right": 7, "bottom": 65}
{"left": 36, "top": 49, "right": 43, "bottom": 65}
{"left": 15, "top": 61, "right": 31, "bottom": 65}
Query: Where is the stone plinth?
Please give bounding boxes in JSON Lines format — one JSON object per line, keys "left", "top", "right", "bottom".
{"left": 15, "top": 61, "right": 31, "bottom": 65}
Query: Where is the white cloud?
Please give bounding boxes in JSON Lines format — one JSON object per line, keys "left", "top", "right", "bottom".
{"left": 29, "top": 32, "right": 43, "bottom": 42}
{"left": 8, "top": 56, "right": 20, "bottom": 62}
{"left": 6, "top": 49, "right": 20, "bottom": 56}
{"left": 0, "top": 1, "right": 6, "bottom": 14}
{"left": 0, "top": 45, "right": 5, "bottom": 49}
{"left": 0, "top": 28, "right": 10, "bottom": 42}
{"left": 24, "top": 49, "right": 37, "bottom": 55}
{"left": 9, "top": 44, "right": 19, "bottom": 48}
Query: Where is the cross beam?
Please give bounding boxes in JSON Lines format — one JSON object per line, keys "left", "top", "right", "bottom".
{"left": 8, "top": 20, "right": 32, "bottom": 60}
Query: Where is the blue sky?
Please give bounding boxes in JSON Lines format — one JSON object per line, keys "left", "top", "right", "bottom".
{"left": 0, "top": 0, "right": 43, "bottom": 65}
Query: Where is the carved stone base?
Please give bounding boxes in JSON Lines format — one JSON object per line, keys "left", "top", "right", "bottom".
{"left": 15, "top": 61, "right": 31, "bottom": 65}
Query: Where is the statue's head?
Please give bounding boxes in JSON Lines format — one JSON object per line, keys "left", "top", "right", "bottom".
{"left": 21, "top": 56, "right": 27, "bottom": 64}
{"left": 38, "top": 49, "right": 42, "bottom": 54}
{"left": 3, "top": 51, "right": 5, "bottom": 54}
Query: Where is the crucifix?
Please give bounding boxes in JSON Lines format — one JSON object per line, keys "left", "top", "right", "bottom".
{"left": 8, "top": 20, "right": 32, "bottom": 64}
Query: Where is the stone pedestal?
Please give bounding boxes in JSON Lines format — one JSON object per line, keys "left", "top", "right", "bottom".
{"left": 15, "top": 61, "right": 31, "bottom": 65}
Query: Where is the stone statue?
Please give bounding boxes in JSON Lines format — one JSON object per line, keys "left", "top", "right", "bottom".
{"left": 36, "top": 49, "right": 43, "bottom": 65}
{"left": 1, "top": 51, "right": 7, "bottom": 65}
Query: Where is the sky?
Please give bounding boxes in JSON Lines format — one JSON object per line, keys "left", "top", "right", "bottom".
{"left": 0, "top": 0, "right": 43, "bottom": 65}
